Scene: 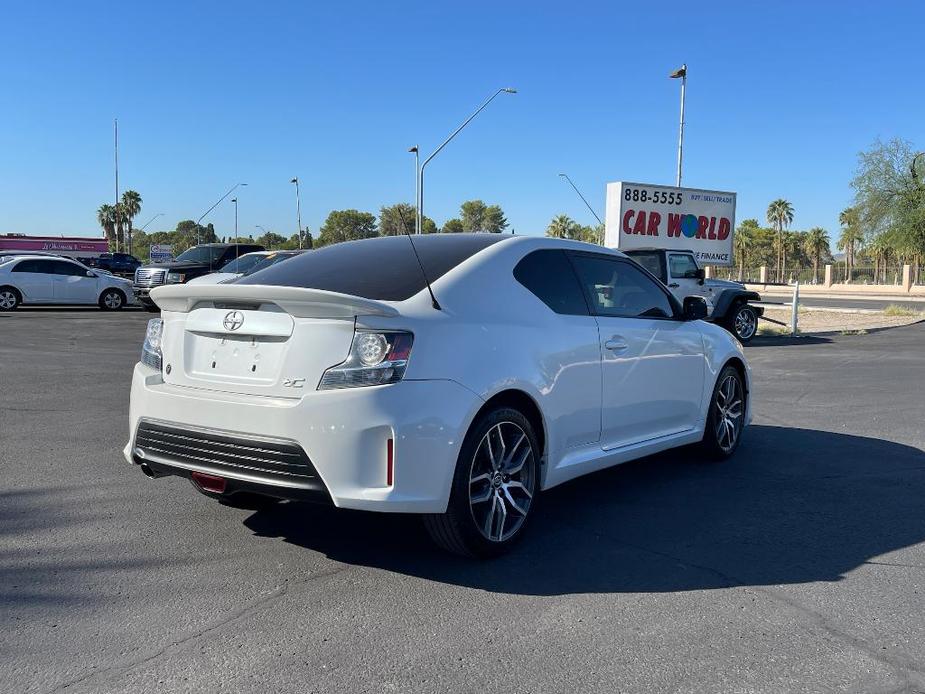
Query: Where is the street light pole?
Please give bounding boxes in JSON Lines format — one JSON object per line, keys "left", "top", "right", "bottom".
{"left": 408, "top": 146, "right": 419, "bottom": 234}
{"left": 557, "top": 173, "right": 604, "bottom": 226}
{"left": 195, "top": 183, "right": 247, "bottom": 244}
{"left": 290, "top": 178, "right": 303, "bottom": 248}
{"left": 670, "top": 64, "right": 687, "bottom": 187}
{"left": 418, "top": 87, "right": 517, "bottom": 234}
{"left": 139, "top": 213, "right": 164, "bottom": 232}
{"left": 231, "top": 198, "right": 238, "bottom": 238}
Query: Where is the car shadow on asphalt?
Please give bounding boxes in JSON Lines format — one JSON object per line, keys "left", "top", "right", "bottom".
{"left": 242, "top": 425, "right": 925, "bottom": 594}
{"left": 748, "top": 335, "right": 832, "bottom": 347}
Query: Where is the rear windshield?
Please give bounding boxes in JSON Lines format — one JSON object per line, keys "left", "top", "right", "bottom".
{"left": 238, "top": 234, "right": 507, "bottom": 301}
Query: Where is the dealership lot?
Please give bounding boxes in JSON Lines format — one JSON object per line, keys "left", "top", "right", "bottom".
{"left": 2, "top": 311, "right": 924, "bottom": 693}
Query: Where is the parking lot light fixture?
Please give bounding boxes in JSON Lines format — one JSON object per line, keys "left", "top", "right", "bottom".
{"left": 417, "top": 87, "right": 517, "bottom": 234}
{"left": 139, "top": 213, "right": 164, "bottom": 232}
{"left": 291, "top": 178, "right": 303, "bottom": 249}
{"left": 196, "top": 183, "right": 247, "bottom": 244}
{"left": 669, "top": 64, "right": 687, "bottom": 187}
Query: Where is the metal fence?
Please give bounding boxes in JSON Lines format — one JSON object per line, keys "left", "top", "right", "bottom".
{"left": 713, "top": 264, "right": 921, "bottom": 286}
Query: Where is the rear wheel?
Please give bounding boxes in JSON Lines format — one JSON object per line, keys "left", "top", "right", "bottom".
{"left": 424, "top": 407, "right": 539, "bottom": 558}
{"left": 700, "top": 365, "right": 746, "bottom": 460}
{"left": 99, "top": 288, "right": 125, "bottom": 310}
{"left": 0, "top": 287, "right": 20, "bottom": 311}
{"left": 726, "top": 303, "right": 758, "bottom": 343}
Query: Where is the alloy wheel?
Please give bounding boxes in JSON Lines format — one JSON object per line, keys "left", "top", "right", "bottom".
{"left": 468, "top": 421, "right": 536, "bottom": 542}
{"left": 714, "top": 374, "right": 744, "bottom": 453}
{"left": 103, "top": 291, "right": 122, "bottom": 309}
{"left": 734, "top": 307, "right": 757, "bottom": 340}
{"left": 0, "top": 290, "right": 16, "bottom": 310}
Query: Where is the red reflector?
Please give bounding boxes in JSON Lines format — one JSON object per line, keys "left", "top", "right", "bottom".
{"left": 191, "top": 471, "right": 226, "bottom": 494}
{"left": 386, "top": 438, "right": 394, "bottom": 487}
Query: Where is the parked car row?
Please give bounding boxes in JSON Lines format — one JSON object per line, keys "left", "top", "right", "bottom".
{"left": 0, "top": 245, "right": 305, "bottom": 311}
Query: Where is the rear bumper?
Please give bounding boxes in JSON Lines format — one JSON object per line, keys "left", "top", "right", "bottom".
{"left": 124, "top": 364, "right": 482, "bottom": 513}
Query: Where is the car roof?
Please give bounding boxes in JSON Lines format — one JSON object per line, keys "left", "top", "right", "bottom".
{"left": 1, "top": 253, "right": 82, "bottom": 261}
{"left": 623, "top": 247, "right": 695, "bottom": 254}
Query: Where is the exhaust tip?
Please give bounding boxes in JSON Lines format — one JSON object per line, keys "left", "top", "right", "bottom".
{"left": 140, "top": 464, "right": 156, "bottom": 479}
{"left": 191, "top": 471, "right": 227, "bottom": 494}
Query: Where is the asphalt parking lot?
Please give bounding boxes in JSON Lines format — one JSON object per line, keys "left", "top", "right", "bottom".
{"left": 2, "top": 310, "right": 924, "bottom": 693}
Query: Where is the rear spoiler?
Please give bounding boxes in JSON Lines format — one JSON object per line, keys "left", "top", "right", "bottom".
{"left": 150, "top": 283, "right": 400, "bottom": 318}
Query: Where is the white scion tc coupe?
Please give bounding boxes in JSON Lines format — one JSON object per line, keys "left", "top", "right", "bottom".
{"left": 125, "top": 234, "right": 751, "bottom": 557}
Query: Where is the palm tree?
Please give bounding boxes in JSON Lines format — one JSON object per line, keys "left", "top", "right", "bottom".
{"left": 766, "top": 199, "right": 794, "bottom": 283}
{"left": 804, "top": 227, "right": 831, "bottom": 284}
{"left": 97, "top": 204, "right": 117, "bottom": 249}
{"left": 837, "top": 207, "right": 864, "bottom": 282}
{"left": 545, "top": 214, "right": 582, "bottom": 240}
{"left": 733, "top": 224, "right": 754, "bottom": 281}
{"left": 121, "top": 190, "right": 142, "bottom": 254}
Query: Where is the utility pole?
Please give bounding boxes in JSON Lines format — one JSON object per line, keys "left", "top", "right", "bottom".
{"left": 669, "top": 64, "right": 687, "bottom": 187}
{"left": 114, "top": 118, "right": 120, "bottom": 252}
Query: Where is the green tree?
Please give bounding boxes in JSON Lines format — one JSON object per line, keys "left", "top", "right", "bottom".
{"left": 803, "top": 227, "right": 831, "bottom": 283}
{"left": 545, "top": 214, "right": 583, "bottom": 240}
{"left": 256, "top": 231, "right": 287, "bottom": 249}
{"left": 733, "top": 219, "right": 760, "bottom": 281}
{"left": 121, "top": 190, "right": 142, "bottom": 253}
{"left": 442, "top": 218, "right": 464, "bottom": 233}
{"left": 379, "top": 203, "right": 438, "bottom": 236}
{"left": 459, "top": 200, "right": 508, "bottom": 233}
{"left": 97, "top": 204, "right": 117, "bottom": 249}
{"left": 766, "top": 199, "right": 795, "bottom": 282}
{"left": 838, "top": 207, "right": 864, "bottom": 281}
{"left": 317, "top": 209, "right": 378, "bottom": 246}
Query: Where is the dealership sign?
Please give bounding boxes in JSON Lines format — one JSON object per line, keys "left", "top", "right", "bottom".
{"left": 604, "top": 181, "right": 737, "bottom": 266}
{"left": 150, "top": 244, "right": 174, "bottom": 263}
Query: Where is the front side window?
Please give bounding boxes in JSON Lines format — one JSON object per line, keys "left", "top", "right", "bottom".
{"left": 570, "top": 254, "right": 675, "bottom": 319}
{"left": 51, "top": 261, "right": 89, "bottom": 276}
{"left": 513, "top": 249, "right": 588, "bottom": 315}
{"left": 668, "top": 254, "right": 700, "bottom": 279}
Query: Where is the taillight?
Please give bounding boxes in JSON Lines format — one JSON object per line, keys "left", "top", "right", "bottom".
{"left": 140, "top": 318, "right": 163, "bottom": 371}
{"left": 318, "top": 331, "right": 413, "bottom": 390}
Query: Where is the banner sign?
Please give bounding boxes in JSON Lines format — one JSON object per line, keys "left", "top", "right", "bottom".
{"left": 605, "top": 181, "right": 737, "bottom": 266}
{"left": 150, "top": 244, "right": 174, "bottom": 263}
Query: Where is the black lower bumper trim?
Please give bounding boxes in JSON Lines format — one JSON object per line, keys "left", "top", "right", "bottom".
{"left": 135, "top": 456, "right": 333, "bottom": 504}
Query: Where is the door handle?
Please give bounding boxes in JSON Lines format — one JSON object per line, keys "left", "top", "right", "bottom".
{"left": 604, "top": 336, "right": 629, "bottom": 352}
{"left": 668, "top": 283, "right": 680, "bottom": 288}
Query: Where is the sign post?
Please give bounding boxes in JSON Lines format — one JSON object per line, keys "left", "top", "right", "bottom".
{"left": 605, "top": 181, "right": 737, "bottom": 266}
{"left": 149, "top": 244, "right": 174, "bottom": 263}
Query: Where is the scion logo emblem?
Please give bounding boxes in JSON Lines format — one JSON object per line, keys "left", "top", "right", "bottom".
{"left": 223, "top": 311, "right": 245, "bottom": 331}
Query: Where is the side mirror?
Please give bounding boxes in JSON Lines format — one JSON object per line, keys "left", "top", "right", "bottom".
{"left": 694, "top": 268, "right": 706, "bottom": 284}
{"left": 683, "top": 296, "right": 708, "bottom": 321}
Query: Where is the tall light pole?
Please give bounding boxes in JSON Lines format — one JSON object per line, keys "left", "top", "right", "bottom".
{"left": 417, "top": 87, "right": 517, "bottom": 234}
{"left": 408, "top": 146, "right": 419, "bottom": 234}
{"left": 139, "top": 213, "right": 164, "bottom": 231}
{"left": 230, "top": 198, "right": 238, "bottom": 238}
{"left": 670, "top": 64, "right": 687, "bottom": 187}
{"left": 290, "top": 178, "right": 303, "bottom": 248}
{"left": 195, "top": 183, "right": 247, "bottom": 244}
{"left": 558, "top": 173, "right": 604, "bottom": 226}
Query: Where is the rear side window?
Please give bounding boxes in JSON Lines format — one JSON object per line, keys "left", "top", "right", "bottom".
{"left": 513, "top": 249, "right": 588, "bottom": 315}
{"left": 239, "top": 235, "right": 506, "bottom": 301}
{"left": 570, "top": 254, "right": 675, "bottom": 319}
{"left": 12, "top": 259, "right": 54, "bottom": 274}
{"left": 51, "top": 261, "right": 87, "bottom": 276}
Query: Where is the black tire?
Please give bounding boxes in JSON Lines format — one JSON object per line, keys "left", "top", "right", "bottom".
{"left": 700, "top": 365, "right": 747, "bottom": 460}
{"left": 0, "top": 286, "right": 20, "bottom": 311}
{"left": 423, "top": 407, "right": 540, "bottom": 558}
{"left": 98, "top": 288, "right": 125, "bottom": 311}
{"left": 725, "top": 303, "right": 758, "bottom": 343}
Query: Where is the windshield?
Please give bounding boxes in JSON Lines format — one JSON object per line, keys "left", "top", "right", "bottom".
{"left": 625, "top": 251, "right": 666, "bottom": 283}
{"left": 219, "top": 253, "right": 265, "bottom": 274}
{"left": 175, "top": 246, "right": 227, "bottom": 264}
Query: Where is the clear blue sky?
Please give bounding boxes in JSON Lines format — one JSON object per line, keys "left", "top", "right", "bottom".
{"left": 1, "top": 0, "right": 923, "bottom": 240}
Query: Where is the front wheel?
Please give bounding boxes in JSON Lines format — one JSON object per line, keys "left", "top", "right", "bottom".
{"left": 726, "top": 304, "right": 758, "bottom": 343}
{"left": 99, "top": 288, "right": 125, "bottom": 311}
{"left": 0, "top": 287, "right": 20, "bottom": 311}
{"left": 700, "top": 365, "right": 747, "bottom": 460}
{"left": 423, "top": 407, "right": 540, "bottom": 558}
